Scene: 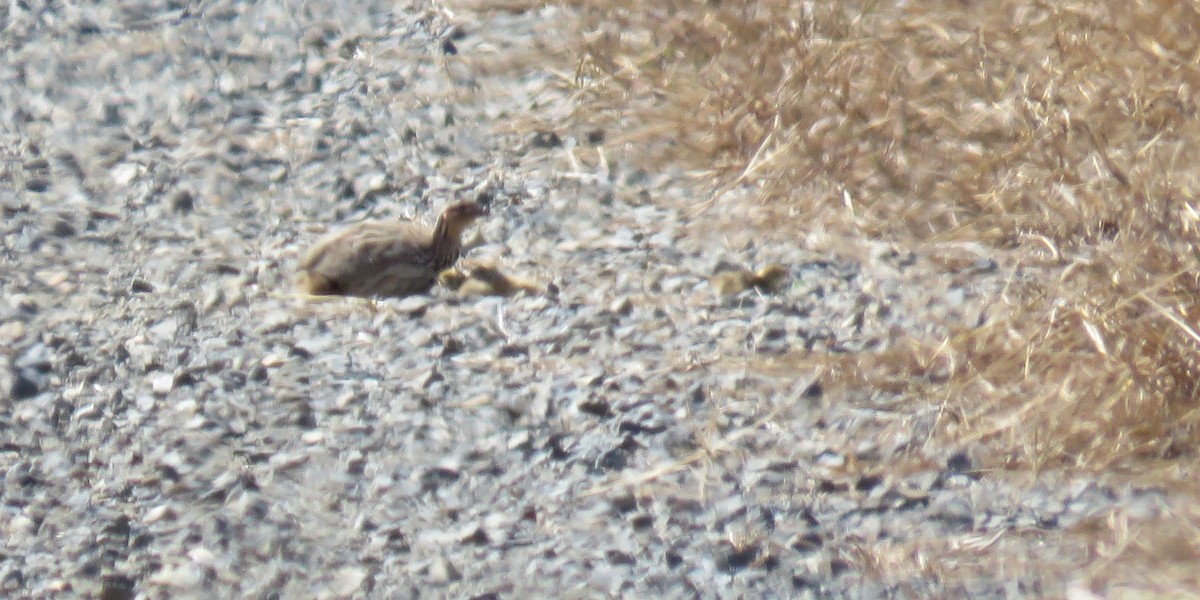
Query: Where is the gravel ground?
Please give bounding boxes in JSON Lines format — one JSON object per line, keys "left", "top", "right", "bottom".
{"left": 0, "top": 2, "right": 1169, "bottom": 598}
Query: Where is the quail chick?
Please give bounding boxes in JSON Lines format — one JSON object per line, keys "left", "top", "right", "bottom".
{"left": 711, "top": 264, "right": 789, "bottom": 295}
{"left": 456, "top": 264, "right": 539, "bottom": 297}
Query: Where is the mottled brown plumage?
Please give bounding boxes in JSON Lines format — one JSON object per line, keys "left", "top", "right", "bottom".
{"left": 459, "top": 265, "right": 539, "bottom": 297}
{"left": 711, "top": 264, "right": 789, "bottom": 295}
{"left": 436, "top": 267, "right": 470, "bottom": 291}
{"left": 299, "top": 201, "right": 486, "bottom": 298}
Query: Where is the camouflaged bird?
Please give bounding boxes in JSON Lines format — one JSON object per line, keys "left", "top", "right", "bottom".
{"left": 711, "top": 264, "right": 789, "bottom": 295}
{"left": 438, "top": 263, "right": 540, "bottom": 297}
{"left": 299, "top": 201, "right": 486, "bottom": 298}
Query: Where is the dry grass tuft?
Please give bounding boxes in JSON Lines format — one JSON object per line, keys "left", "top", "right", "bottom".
{"left": 1075, "top": 498, "right": 1200, "bottom": 596}
{"left": 467, "top": 0, "right": 1200, "bottom": 590}
{"left": 549, "top": 0, "right": 1200, "bottom": 462}
{"left": 564, "top": 1, "right": 1200, "bottom": 236}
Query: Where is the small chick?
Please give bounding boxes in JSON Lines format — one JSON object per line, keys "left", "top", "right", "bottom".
{"left": 446, "top": 264, "right": 539, "bottom": 297}
{"left": 299, "top": 201, "right": 486, "bottom": 298}
{"left": 437, "top": 267, "right": 470, "bottom": 291}
{"left": 711, "top": 264, "right": 789, "bottom": 295}
{"left": 753, "top": 264, "right": 789, "bottom": 291}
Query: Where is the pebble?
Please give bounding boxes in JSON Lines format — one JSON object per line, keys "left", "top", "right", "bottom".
{"left": 329, "top": 566, "right": 368, "bottom": 596}
{"left": 426, "top": 556, "right": 461, "bottom": 584}
{"left": 5, "top": 366, "right": 41, "bottom": 400}
{"left": 136, "top": 394, "right": 156, "bottom": 412}
{"left": 150, "top": 372, "right": 175, "bottom": 396}
{"left": 187, "top": 546, "right": 217, "bottom": 567}
{"left": 393, "top": 295, "right": 430, "bottom": 316}
{"left": 0, "top": 321, "right": 27, "bottom": 343}
{"left": 143, "top": 504, "right": 176, "bottom": 524}
{"left": 260, "top": 355, "right": 287, "bottom": 368}
{"left": 6, "top": 514, "right": 36, "bottom": 542}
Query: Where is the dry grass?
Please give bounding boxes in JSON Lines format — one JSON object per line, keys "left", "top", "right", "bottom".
{"left": 460, "top": 0, "right": 1200, "bottom": 592}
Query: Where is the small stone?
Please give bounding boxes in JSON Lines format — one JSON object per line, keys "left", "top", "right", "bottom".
{"left": 335, "top": 391, "right": 358, "bottom": 410}
{"left": 24, "top": 178, "right": 49, "bottom": 193}
{"left": 257, "top": 310, "right": 294, "bottom": 334}
{"left": 301, "top": 430, "right": 325, "bottom": 445}
{"left": 38, "top": 270, "right": 70, "bottom": 288}
{"left": 946, "top": 451, "right": 973, "bottom": 474}
{"left": 426, "top": 556, "right": 461, "bottom": 584}
{"left": 0, "top": 321, "right": 26, "bottom": 343}
{"left": 608, "top": 227, "right": 638, "bottom": 250}
{"left": 6, "top": 514, "right": 35, "bottom": 541}
{"left": 123, "top": 337, "right": 158, "bottom": 371}
{"left": 928, "top": 494, "right": 975, "bottom": 529}
{"left": 111, "top": 163, "right": 141, "bottom": 186}
{"left": 268, "top": 452, "right": 309, "bottom": 471}
{"left": 1065, "top": 581, "right": 1105, "bottom": 600}
{"left": 587, "top": 565, "right": 621, "bottom": 594}
{"left": 329, "top": 566, "right": 368, "bottom": 596}
{"left": 170, "top": 190, "right": 195, "bottom": 213}
{"left": 148, "top": 318, "right": 178, "bottom": 342}
{"left": 143, "top": 504, "right": 176, "bottom": 524}
{"left": 814, "top": 451, "right": 845, "bottom": 468}
{"left": 2, "top": 568, "right": 24, "bottom": 592}
{"left": 7, "top": 367, "right": 41, "bottom": 400}
{"left": 10, "top": 295, "right": 38, "bottom": 315}
{"left": 578, "top": 399, "right": 612, "bottom": 419}
{"left": 151, "top": 372, "right": 175, "bottom": 395}
{"left": 187, "top": 546, "right": 216, "bottom": 566}
{"left": 609, "top": 297, "right": 633, "bottom": 316}
{"left": 200, "top": 288, "right": 225, "bottom": 313}
{"left": 354, "top": 172, "right": 389, "bottom": 199}
{"left": 260, "top": 355, "right": 286, "bottom": 368}
{"left": 393, "top": 295, "right": 429, "bottom": 316}
{"left": 803, "top": 380, "right": 823, "bottom": 399}
{"left": 789, "top": 532, "right": 823, "bottom": 553}
{"left": 136, "top": 394, "right": 156, "bottom": 412}
{"left": 99, "top": 573, "right": 136, "bottom": 600}
{"left": 16, "top": 343, "right": 50, "bottom": 369}
{"left": 130, "top": 278, "right": 155, "bottom": 294}
{"left": 460, "top": 526, "right": 489, "bottom": 546}
{"left": 530, "top": 130, "right": 561, "bottom": 148}
{"left": 49, "top": 218, "right": 76, "bottom": 237}
{"left": 148, "top": 562, "right": 202, "bottom": 588}
{"left": 717, "top": 543, "right": 761, "bottom": 572}
{"left": 595, "top": 447, "right": 629, "bottom": 471}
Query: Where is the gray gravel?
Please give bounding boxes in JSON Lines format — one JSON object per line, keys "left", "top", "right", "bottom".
{"left": 0, "top": 1, "right": 1167, "bottom": 598}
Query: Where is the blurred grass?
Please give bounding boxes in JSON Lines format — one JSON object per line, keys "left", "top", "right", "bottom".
{"left": 463, "top": 0, "right": 1200, "bottom": 593}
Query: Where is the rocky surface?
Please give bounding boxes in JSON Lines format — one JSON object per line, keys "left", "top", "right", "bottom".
{"left": 0, "top": 1, "right": 1167, "bottom": 598}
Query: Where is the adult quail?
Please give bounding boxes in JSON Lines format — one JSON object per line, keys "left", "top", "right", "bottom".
{"left": 299, "top": 201, "right": 487, "bottom": 298}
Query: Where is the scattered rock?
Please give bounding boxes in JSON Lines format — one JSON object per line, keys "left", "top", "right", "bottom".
{"left": 426, "top": 556, "right": 461, "bottom": 584}
{"left": 328, "top": 566, "right": 368, "bottom": 597}
{"left": 169, "top": 190, "right": 195, "bottom": 213}
{"left": 150, "top": 372, "right": 175, "bottom": 395}
{"left": 530, "top": 130, "right": 561, "bottom": 148}
{"left": 5, "top": 365, "right": 42, "bottom": 400}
